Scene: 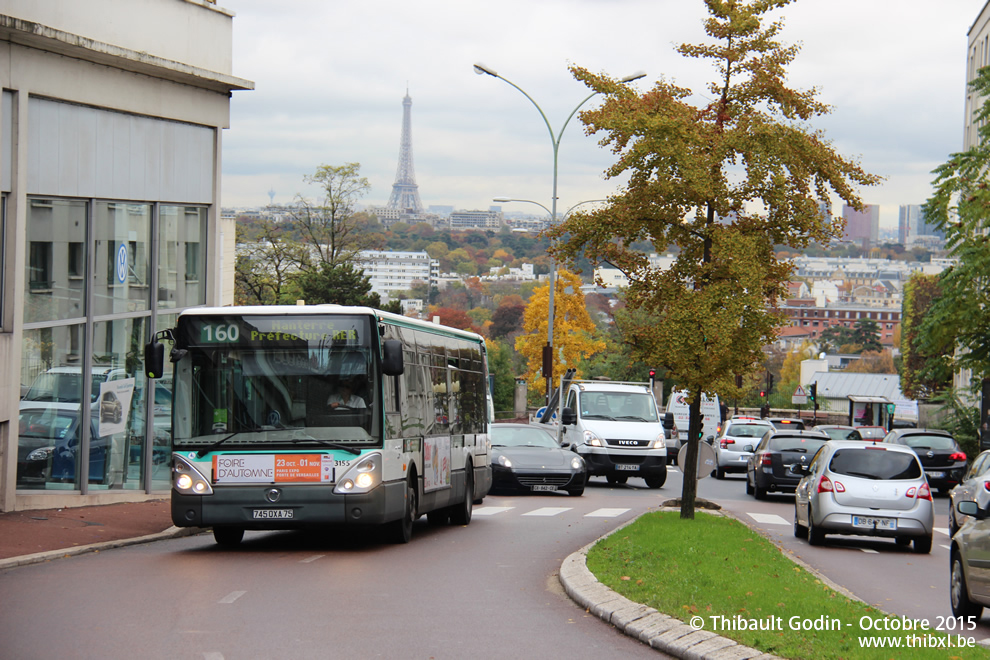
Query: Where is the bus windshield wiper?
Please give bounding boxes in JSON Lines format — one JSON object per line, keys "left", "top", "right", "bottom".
{"left": 291, "top": 437, "right": 361, "bottom": 455}
{"left": 198, "top": 432, "right": 242, "bottom": 458}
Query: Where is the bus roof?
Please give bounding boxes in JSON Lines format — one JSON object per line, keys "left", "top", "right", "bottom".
{"left": 178, "top": 305, "right": 485, "bottom": 344}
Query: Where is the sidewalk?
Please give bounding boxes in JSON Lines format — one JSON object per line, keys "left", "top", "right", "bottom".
{"left": 0, "top": 499, "right": 197, "bottom": 568}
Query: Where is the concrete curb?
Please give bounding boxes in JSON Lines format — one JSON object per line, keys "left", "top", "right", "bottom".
{"left": 0, "top": 526, "right": 208, "bottom": 570}
{"left": 559, "top": 508, "right": 782, "bottom": 660}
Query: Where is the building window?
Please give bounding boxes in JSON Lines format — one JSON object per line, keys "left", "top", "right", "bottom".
{"left": 25, "top": 198, "right": 87, "bottom": 324}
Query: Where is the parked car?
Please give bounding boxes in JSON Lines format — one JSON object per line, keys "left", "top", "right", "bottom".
{"left": 793, "top": 440, "right": 934, "bottom": 553}
{"left": 949, "top": 449, "right": 990, "bottom": 536}
{"left": 17, "top": 402, "right": 108, "bottom": 485}
{"left": 882, "top": 428, "right": 967, "bottom": 494}
{"left": 767, "top": 417, "right": 805, "bottom": 430}
{"left": 710, "top": 417, "right": 774, "bottom": 479}
{"left": 856, "top": 425, "right": 888, "bottom": 440}
{"left": 949, "top": 489, "right": 990, "bottom": 619}
{"left": 745, "top": 429, "right": 830, "bottom": 499}
{"left": 490, "top": 423, "right": 587, "bottom": 496}
{"left": 816, "top": 425, "right": 862, "bottom": 442}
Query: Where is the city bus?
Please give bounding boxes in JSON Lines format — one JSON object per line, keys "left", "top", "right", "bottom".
{"left": 144, "top": 305, "right": 492, "bottom": 545}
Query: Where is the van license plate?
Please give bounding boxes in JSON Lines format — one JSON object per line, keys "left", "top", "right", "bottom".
{"left": 531, "top": 484, "right": 557, "bottom": 492}
{"left": 253, "top": 509, "right": 293, "bottom": 519}
{"left": 852, "top": 516, "right": 895, "bottom": 530}
{"left": 616, "top": 464, "right": 640, "bottom": 471}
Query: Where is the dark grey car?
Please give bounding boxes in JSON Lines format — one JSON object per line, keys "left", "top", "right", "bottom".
{"left": 882, "top": 428, "right": 967, "bottom": 494}
{"left": 745, "top": 429, "right": 829, "bottom": 499}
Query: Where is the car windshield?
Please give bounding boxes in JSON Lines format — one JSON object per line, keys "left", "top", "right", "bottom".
{"left": 491, "top": 427, "right": 558, "bottom": 448}
{"left": 769, "top": 437, "right": 827, "bottom": 453}
{"left": 900, "top": 435, "right": 956, "bottom": 450}
{"left": 22, "top": 372, "right": 113, "bottom": 404}
{"left": 821, "top": 427, "right": 862, "bottom": 441}
{"left": 726, "top": 423, "right": 771, "bottom": 438}
{"left": 829, "top": 447, "right": 922, "bottom": 480}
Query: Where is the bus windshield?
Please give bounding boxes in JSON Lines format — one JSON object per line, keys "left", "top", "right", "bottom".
{"left": 171, "top": 314, "right": 380, "bottom": 451}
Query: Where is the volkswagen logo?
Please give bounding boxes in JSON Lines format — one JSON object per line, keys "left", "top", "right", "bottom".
{"left": 265, "top": 488, "right": 282, "bottom": 503}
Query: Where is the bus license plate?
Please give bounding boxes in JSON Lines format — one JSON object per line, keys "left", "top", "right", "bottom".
{"left": 253, "top": 509, "right": 293, "bottom": 519}
{"left": 616, "top": 464, "right": 640, "bottom": 471}
{"left": 852, "top": 515, "right": 895, "bottom": 530}
{"left": 532, "top": 484, "right": 557, "bottom": 492}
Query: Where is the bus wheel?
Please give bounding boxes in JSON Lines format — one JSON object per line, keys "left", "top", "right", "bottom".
{"left": 213, "top": 527, "right": 244, "bottom": 547}
{"left": 388, "top": 482, "right": 416, "bottom": 544}
{"left": 450, "top": 468, "right": 473, "bottom": 526}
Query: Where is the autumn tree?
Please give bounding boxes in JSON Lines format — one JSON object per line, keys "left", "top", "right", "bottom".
{"left": 919, "top": 64, "right": 990, "bottom": 388}
{"left": 234, "top": 219, "right": 309, "bottom": 305}
{"left": 290, "top": 162, "right": 380, "bottom": 268}
{"left": 551, "top": 0, "right": 879, "bottom": 517}
{"left": 900, "top": 272, "right": 951, "bottom": 399}
{"left": 515, "top": 269, "right": 606, "bottom": 399}
{"left": 845, "top": 350, "right": 895, "bottom": 374}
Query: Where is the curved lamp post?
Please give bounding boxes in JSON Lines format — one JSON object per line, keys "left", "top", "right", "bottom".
{"left": 477, "top": 63, "right": 645, "bottom": 401}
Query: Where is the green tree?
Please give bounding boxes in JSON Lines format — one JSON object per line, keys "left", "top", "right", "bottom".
{"left": 290, "top": 262, "right": 399, "bottom": 312}
{"left": 515, "top": 269, "right": 606, "bottom": 398}
{"left": 921, "top": 64, "right": 990, "bottom": 385}
{"left": 552, "top": 0, "right": 879, "bottom": 517}
{"left": 900, "top": 272, "right": 951, "bottom": 399}
{"left": 234, "top": 219, "right": 309, "bottom": 305}
{"left": 291, "top": 163, "right": 380, "bottom": 268}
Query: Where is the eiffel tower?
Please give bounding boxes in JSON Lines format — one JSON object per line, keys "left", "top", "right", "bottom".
{"left": 386, "top": 90, "right": 424, "bottom": 214}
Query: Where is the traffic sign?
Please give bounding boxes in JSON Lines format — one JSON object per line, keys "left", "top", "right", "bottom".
{"left": 792, "top": 386, "right": 808, "bottom": 405}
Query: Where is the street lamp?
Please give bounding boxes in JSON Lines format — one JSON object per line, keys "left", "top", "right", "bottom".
{"left": 476, "top": 63, "right": 645, "bottom": 402}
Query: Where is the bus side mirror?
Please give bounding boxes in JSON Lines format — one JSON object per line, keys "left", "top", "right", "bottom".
{"left": 382, "top": 340, "right": 404, "bottom": 376}
{"left": 145, "top": 341, "right": 165, "bottom": 379}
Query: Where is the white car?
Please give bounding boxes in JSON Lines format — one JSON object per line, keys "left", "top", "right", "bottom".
{"left": 793, "top": 440, "right": 934, "bottom": 553}
{"left": 710, "top": 417, "right": 773, "bottom": 479}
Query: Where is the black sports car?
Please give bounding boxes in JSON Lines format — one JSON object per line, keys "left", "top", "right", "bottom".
{"left": 490, "top": 424, "right": 587, "bottom": 496}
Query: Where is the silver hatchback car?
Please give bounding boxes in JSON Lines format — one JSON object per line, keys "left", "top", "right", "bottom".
{"left": 710, "top": 417, "right": 774, "bottom": 479}
{"left": 793, "top": 440, "right": 934, "bottom": 554}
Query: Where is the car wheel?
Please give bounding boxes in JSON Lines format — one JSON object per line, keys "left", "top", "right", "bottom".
{"left": 715, "top": 466, "right": 725, "bottom": 480}
{"left": 387, "top": 481, "right": 417, "bottom": 544}
{"left": 793, "top": 506, "right": 808, "bottom": 539}
{"left": 754, "top": 482, "right": 767, "bottom": 500}
{"left": 567, "top": 486, "right": 585, "bottom": 496}
{"left": 213, "top": 527, "right": 244, "bottom": 547}
{"left": 913, "top": 535, "right": 933, "bottom": 554}
{"left": 951, "top": 553, "right": 985, "bottom": 619}
{"left": 644, "top": 468, "right": 667, "bottom": 489}
{"left": 807, "top": 508, "right": 825, "bottom": 546}
{"left": 745, "top": 477, "right": 754, "bottom": 495}
{"left": 449, "top": 468, "right": 473, "bottom": 526}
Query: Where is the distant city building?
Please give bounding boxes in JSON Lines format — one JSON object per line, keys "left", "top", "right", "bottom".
{"left": 842, "top": 204, "right": 880, "bottom": 247}
{"left": 779, "top": 300, "right": 901, "bottom": 347}
{"left": 427, "top": 205, "right": 454, "bottom": 216}
{"left": 449, "top": 210, "right": 503, "bottom": 230}
{"left": 356, "top": 250, "right": 438, "bottom": 302}
{"left": 898, "top": 204, "right": 944, "bottom": 245}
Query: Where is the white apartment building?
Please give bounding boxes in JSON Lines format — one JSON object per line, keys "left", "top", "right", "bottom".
{"left": 357, "top": 250, "right": 439, "bottom": 302}
{"left": 0, "top": 1, "right": 252, "bottom": 512}
{"left": 449, "top": 210, "right": 502, "bottom": 230}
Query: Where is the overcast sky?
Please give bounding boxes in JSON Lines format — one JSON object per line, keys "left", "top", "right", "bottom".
{"left": 218, "top": 0, "right": 984, "bottom": 228}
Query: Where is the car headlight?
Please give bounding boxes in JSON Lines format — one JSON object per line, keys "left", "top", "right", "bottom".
{"left": 570, "top": 456, "right": 584, "bottom": 470}
{"left": 333, "top": 452, "right": 381, "bottom": 494}
{"left": 653, "top": 434, "right": 666, "bottom": 450}
{"left": 582, "top": 430, "right": 604, "bottom": 447}
{"left": 173, "top": 453, "right": 213, "bottom": 495}
{"left": 27, "top": 447, "right": 53, "bottom": 461}
{"left": 496, "top": 454, "right": 513, "bottom": 468}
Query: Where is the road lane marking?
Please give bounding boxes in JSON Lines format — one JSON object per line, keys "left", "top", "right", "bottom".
{"left": 940, "top": 544, "right": 951, "bottom": 550}
{"left": 746, "top": 512, "right": 790, "bottom": 525}
{"left": 860, "top": 548, "right": 879, "bottom": 554}
{"left": 585, "top": 508, "right": 631, "bottom": 518}
{"left": 474, "top": 506, "right": 514, "bottom": 516}
{"left": 934, "top": 527, "right": 950, "bottom": 536}
{"left": 300, "top": 555, "right": 325, "bottom": 563}
{"left": 203, "top": 653, "right": 224, "bottom": 660}
{"left": 218, "top": 591, "right": 246, "bottom": 604}
{"left": 523, "top": 507, "right": 571, "bottom": 517}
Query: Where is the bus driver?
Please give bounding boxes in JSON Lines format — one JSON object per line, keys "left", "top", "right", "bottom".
{"left": 327, "top": 380, "right": 366, "bottom": 410}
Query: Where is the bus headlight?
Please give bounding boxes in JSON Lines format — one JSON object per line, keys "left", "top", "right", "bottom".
{"left": 173, "top": 454, "right": 213, "bottom": 496}
{"left": 334, "top": 452, "right": 381, "bottom": 495}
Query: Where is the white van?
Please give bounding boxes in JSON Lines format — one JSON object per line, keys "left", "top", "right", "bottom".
{"left": 664, "top": 390, "right": 721, "bottom": 460}
{"left": 552, "top": 380, "right": 668, "bottom": 488}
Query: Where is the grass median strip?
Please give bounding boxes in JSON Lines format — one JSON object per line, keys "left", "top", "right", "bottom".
{"left": 586, "top": 511, "right": 986, "bottom": 659}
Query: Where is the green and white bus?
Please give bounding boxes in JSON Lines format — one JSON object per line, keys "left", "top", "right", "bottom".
{"left": 145, "top": 305, "right": 492, "bottom": 545}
